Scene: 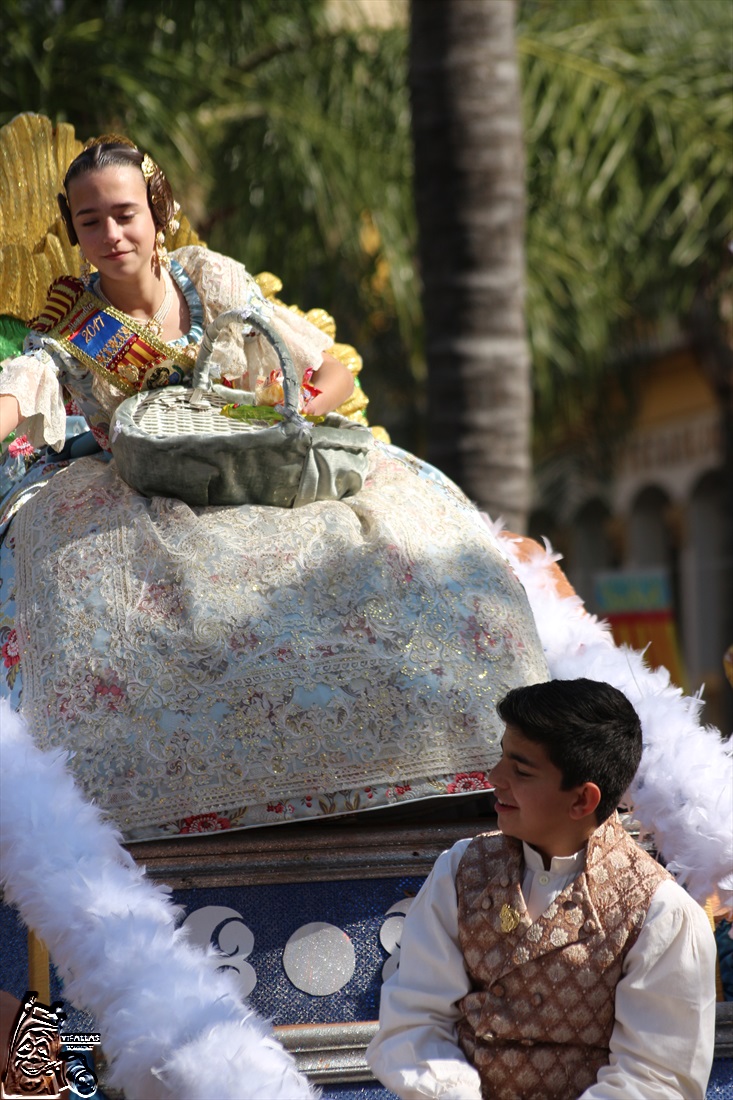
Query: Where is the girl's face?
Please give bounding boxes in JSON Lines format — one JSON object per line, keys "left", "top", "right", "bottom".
{"left": 67, "top": 164, "right": 157, "bottom": 285}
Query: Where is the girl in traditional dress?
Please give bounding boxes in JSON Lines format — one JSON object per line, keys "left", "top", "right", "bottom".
{"left": 0, "top": 136, "right": 549, "bottom": 841}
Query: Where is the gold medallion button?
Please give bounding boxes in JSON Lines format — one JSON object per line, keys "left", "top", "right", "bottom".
{"left": 499, "top": 903, "right": 521, "bottom": 933}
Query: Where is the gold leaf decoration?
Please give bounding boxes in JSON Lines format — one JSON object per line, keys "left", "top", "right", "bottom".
{"left": 0, "top": 114, "right": 83, "bottom": 320}
{"left": 254, "top": 272, "right": 283, "bottom": 299}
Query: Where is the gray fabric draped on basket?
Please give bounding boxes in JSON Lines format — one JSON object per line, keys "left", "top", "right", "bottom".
{"left": 109, "top": 309, "right": 372, "bottom": 508}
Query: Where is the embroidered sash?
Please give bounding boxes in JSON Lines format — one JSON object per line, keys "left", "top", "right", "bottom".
{"left": 30, "top": 276, "right": 195, "bottom": 396}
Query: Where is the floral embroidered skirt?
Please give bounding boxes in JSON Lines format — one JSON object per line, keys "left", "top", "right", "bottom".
{"left": 0, "top": 444, "right": 548, "bottom": 841}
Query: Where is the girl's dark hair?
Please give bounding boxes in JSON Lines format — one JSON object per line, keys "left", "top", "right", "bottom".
{"left": 497, "top": 678, "right": 643, "bottom": 823}
{"left": 57, "top": 142, "right": 175, "bottom": 245}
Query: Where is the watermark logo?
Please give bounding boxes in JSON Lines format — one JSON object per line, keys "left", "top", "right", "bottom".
{"left": 1, "top": 992, "right": 99, "bottom": 1099}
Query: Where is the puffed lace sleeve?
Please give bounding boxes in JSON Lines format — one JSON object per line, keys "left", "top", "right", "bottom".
{"left": 0, "top": 333, "right": 67, "bottom": 451}
{"left": 173, "top": 245, "right": 333, "bottom": 389}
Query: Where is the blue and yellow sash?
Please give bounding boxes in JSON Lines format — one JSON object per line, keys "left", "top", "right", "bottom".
{"left": 30, "top": 276, "right": 195, "bottom": 396}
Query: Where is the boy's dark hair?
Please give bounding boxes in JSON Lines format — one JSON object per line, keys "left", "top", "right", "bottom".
{"left": 496, "top": 678, "right": 642, "bottom": 822}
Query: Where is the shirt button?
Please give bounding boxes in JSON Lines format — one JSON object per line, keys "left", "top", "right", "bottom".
{"left": 531, "top": 993, "right": 543, "bottom": 1006}
{"left": 572, "top": 891, "right": 584, "bottom": 904}
{"left": 481, "top": 897, "right": 493, "bottom": 910}
{"left": 538, "top": 874, "right": 549, "bottom": 886}
{"left": 492, "top": 984, "right": 505, "bottom": 997}
{"left": 499, "top": 875, "right": 510, "bottom": 888}
{"left": 584, "top": 919, "right": 596, "bottom": 933}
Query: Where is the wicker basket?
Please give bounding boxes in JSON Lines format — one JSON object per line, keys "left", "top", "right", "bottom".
{"left": 109, "top": 309, "right": 372, "bottom": 508}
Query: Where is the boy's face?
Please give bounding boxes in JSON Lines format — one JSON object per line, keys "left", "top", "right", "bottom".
{"left": 488, "top": 724, "right": 590, "bottom": 861}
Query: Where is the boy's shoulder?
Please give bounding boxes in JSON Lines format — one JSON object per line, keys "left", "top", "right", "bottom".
{"left": 451, "top": 830, "right": 523, "bottom": 895}
{"left": 454, "top": 829, "right": 518, "bottom": 864}
{"left": 432, "top": 834, "right": 501, "bottom": 882}
{"left": 644, "top": 875, "right": 716, "bottom": 933}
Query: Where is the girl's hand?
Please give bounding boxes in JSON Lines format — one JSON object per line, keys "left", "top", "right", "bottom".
{"left": 0, "top": 394, "right": 21, "bottom": 443}
{"left": 306, "top": 353, "right": 354, "bottom": 416}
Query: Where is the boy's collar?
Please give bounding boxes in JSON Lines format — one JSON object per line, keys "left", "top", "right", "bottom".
{"left": 521, "top": 813, "right": 622, "bottom": 874}
{"left": 523, "top": 841, "right": 587, "bottom": 875}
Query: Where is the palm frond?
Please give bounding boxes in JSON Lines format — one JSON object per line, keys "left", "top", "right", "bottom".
{"left": 518, "top": 0, "right": 733, "bottom": 444}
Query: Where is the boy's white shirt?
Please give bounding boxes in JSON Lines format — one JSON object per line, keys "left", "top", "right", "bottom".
{"left": 366, "top": 837, "right": 717, "bottom": 1100}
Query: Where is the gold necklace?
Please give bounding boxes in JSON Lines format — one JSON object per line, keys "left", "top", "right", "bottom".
{"left": 95, "top": 270, "right": 174, "bottom": 337}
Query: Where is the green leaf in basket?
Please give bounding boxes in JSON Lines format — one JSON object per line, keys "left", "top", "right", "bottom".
{"left": 220, "top": 404, "right": 326, "bottom": 425}
{"left": 221, "top": 403, "right": 285, "bottom": 423}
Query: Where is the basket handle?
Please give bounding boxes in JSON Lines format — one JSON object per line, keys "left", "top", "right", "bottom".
{"left": 192, "top": 308, "right": 301, "bottom": 418}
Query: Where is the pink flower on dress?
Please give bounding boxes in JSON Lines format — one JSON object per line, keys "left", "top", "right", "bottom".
{"left": 90, "top": 424, "right": 111, "bottom": 451}
{"left": 94, "top": 680, "right": 125, "bottom": 712}
{"left": 395, "top": 783, "right": 412, "bottom": 796}
{"left": 266, "top": 801, "right": 294, "bottom": 815}
{"left": 2, "top": 629, "right": 20, "bottom": 668}
{"left": 179, "top": 812, "right": 231, "bottom": 834}
{"left": 446, "top": 771, "right": 494, "bottom": 794}
{"left": 7, "top": 435, "right": 34, "bottom": 458}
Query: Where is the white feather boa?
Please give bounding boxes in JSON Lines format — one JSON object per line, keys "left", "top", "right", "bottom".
{"left": 1, "top": 527, "right": 731, "bottom": 1097}
{"left": 0, "top": 701, "right": 317, "bottom": 1100}
{"left": 489, "top": 521, "right": 733, "bottom": 913}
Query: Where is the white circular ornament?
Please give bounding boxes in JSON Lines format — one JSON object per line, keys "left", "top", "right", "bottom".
{"left": 379, "top": 896, "right": 415, "bottom": 981}
{"left": 282, "top": 921, "right": 355, "bottom": 996}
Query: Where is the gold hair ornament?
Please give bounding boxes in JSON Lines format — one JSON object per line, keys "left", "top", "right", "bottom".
{"left": 140, "top": 154, "right": 179, "bottom": 235}
{"left": 141, "top": 153, "right": 156, "bottom": 182}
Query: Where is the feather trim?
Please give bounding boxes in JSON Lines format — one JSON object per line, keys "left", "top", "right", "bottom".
{"left": 0, "top": 701, "right": 317, "bottom": 1100}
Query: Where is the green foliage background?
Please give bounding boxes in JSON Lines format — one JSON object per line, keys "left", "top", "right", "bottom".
{"left": 1, "top": 0, "right": 731, "bottom": 455}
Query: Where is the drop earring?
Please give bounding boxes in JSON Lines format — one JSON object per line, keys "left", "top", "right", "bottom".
{"left": 79, "top": 251, "right": 92, "bottom": 287}
{"left": 155, "top": 230, "right": 170, "bottom": 273}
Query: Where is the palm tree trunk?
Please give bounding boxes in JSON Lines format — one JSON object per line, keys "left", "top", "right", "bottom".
{"left": 409, "top": 0, "right": 531, "bottom": 530}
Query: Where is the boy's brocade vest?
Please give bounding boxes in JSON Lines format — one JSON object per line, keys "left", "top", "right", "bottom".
{"left": 455, "top": 814, "right": 671, "bottom": 1100}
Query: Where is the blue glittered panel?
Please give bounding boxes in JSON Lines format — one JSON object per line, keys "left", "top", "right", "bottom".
{"left": 170, "top": 874, "right": 425, "bottom": 1026}
{"left": 708, "top": 1060, "right": 733, "bottom": 1098}
{"left": 68, "top": 308, "right": 134, "bottom": 366}
{"left": 0, "top": 901, "right": 29, "bottom": 999}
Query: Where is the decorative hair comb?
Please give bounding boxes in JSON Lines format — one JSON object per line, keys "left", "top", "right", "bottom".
{"left": 141, "top": 153, "right": 157, "bottom": 182}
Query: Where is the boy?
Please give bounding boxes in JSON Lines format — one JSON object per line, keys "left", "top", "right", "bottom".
{"left": 367, "top": 679, "right": 716, "bottom": 1099}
